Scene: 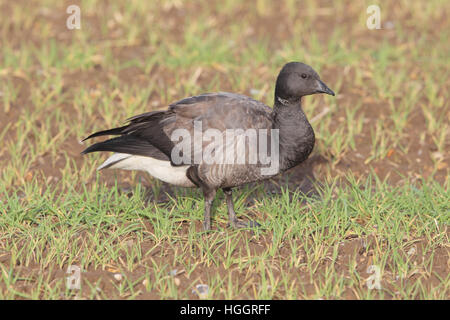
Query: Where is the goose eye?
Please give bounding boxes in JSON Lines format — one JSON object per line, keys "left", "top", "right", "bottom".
{"left": 301, "top": 73, "right": 308, "bottom": 79}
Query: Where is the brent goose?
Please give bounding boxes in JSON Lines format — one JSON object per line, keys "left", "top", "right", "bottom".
{"left": 82, "top": 62, "right": 335, "bottom": 230}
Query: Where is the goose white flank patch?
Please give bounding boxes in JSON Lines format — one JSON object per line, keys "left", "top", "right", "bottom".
{"left": 98, "top": 153, "right": 194, "bottom": 187}
{"left": 82, "top": 62, "right": 335, "bottom": 230}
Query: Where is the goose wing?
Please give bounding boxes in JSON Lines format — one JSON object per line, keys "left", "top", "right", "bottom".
{"left": 82, "top": 92, "right": 273, "bottom": 166}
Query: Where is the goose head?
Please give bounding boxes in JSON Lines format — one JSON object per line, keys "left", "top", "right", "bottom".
{"left": 274, "top": 62, "right": 335, "bottom": 104}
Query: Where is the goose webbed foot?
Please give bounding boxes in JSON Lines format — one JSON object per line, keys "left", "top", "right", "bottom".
{"left": 230, "top": 219, "right": 261, "bottom": 229}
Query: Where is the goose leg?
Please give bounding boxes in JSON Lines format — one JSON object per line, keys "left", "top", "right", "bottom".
{"left": 202, "top": 188, "right": 216, "bottom": 231}
{"left": 186, "top": 166, "right": 217, "bottom": 231}
{"left": 223, "top": 188, "right": 260, "bottom": 229}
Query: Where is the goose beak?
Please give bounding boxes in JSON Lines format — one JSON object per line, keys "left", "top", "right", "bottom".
{"left": 316, "top": 79, "right": 335, "bottom": 96}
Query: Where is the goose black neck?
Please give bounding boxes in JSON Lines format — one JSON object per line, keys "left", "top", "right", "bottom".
{"left": 272, "top": 97, "right": 315, "bottom": 171}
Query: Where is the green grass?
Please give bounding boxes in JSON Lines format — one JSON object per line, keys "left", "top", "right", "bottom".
{"left": 0, "top": 0, "right": 448, "bottom": 299}
{"left": 0, "top": 175, "right": 448, "bottom": 299}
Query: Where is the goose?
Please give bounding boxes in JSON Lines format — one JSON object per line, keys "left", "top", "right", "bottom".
{"left": 82, "top": 62, "right": 335, "bottom": 230}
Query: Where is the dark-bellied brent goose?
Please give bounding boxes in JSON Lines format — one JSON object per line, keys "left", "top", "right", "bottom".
{"left": 82, "top": 62, "right": 335, "bottom": 230}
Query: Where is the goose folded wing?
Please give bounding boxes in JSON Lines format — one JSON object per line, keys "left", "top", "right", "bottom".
{"left": 83, "top": 92, "right": 273, "bottom": 165}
